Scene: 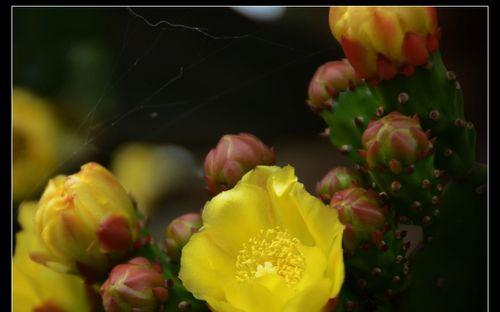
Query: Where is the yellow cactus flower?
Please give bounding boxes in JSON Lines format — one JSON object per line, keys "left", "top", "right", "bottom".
{"left": 111, "top": 143, "right": 197, "bottom": 217}
{"left": 329, "top": 7, "right": 439, "bottom": 81}
{"left": 13, "top": 202, "right": 94, "bottom": 312}
{"left": 13, "top": 88, "right": 59, "bottom": 202}
{"left": 32, "top": 162, "right": 140, "bottom": 281}
{"left": 179, "top": 166, "right": 345, "bottom": 312}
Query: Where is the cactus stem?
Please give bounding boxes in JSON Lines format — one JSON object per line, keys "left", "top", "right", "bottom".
{"left": 389, "top": 159, "right": 403, "bottom": 174}
{"left": 391, "top": 181, "right": 402, "bottom": 192}
{"left": 436, "top": 183, "right": 444, "bottom": 192}
{"left": 422, "top": 215, "right": 431, "bottom": 224}
{"left": 319, "top": 128, "right": 330, "bottom": 137}
{"left": 421, "top": 179, "right": 431, "bottom": 189}
{"left": 398, "top": 92, "right": 409, "bottom": 104}
{"left": 392, "top": 275, "right": 401, "bottom": 283}
{"left": 178, "top": 301, "right": 192, "bottom": 311}
{"left": 405, "top": 165, "right": 415, "bottom": 174}
{"left": 399, "top": 216, "right": 410, "bottom": 223}
{"left": 446, "top": 70, "right": 457, "bottom": 81}
{"left": 372, "top": 267, "right": 382, "bottom": 276}
{"left": 411, "top": 201, "right": 422, "bottom": 212}
{"left": 164, "top": 279, "right": 174, "bottom": 289}
{"left": 357, "top": 279, "right": 367, "bottom": 289}
{"left": 454, "top": 118, "right": 466, "bottom": 127}
{"left": 379, "top": 241, "right": 389, "bottom": 251}
{"left": 403, "top": 241, "right": 411, "bottom": 251}
{"left": 403, "top": 264, "right": 411, "bottom": 275}
{"left": 443, "top": 147, "right": 453, "bottom": 157}
{"left": 429, "top": 110, "right": 440, "bottom": 121}
{"left": 376, "top": 106, "right": 385, "bottom": 117}
{"left": 379, "top": 191, "right": 389, "bottom": 201}
{"left": 431, "top": 196, "right": 441, "bottom": 205}
{"left": 354, "top": 116, "right": 364, "bottom": 127}
{"left": 340, "top": 145, "right": 352, "bottom": 154}
{"left": 433, "top": 209, "right": 441, "bottom": 217}
{"left": 433, "top": 169, "right": 443, "bottom": 178}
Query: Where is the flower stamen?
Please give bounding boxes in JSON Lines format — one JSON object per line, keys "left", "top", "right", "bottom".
{"left": 235, "top": 227, "right": 304, "bottom": 286}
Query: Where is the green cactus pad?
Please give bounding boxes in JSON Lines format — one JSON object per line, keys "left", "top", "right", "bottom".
{"left": 369, "top": 52, "right": 476, "bottom": 178}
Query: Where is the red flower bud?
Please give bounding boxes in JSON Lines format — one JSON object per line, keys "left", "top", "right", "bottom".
{"left": 165, "top": 213, "right": 202, "bottom": 262}
{"left": 307, "top": 59, "right": 361, "bottom": 113}
{"left": 361, "top": 112, "right": 432, "bottom": 171}
{"left": 316, "top": 166, "right": 362, "bottom": 202}
{"left": 329, "top": 7, "right": 439, "bottom": 81}
{"left": 204, "top": 133, "right": 275, "bottom": 195}
{"left": 100, "top": 257, "right": 168, "bottom": 312}
{"left": 330, "top": 187, "right": 385, "bottom": 250}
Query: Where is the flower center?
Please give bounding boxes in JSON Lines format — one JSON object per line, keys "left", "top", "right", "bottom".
{"left": 235, "top": 226, "right": 304, "bottom": 286}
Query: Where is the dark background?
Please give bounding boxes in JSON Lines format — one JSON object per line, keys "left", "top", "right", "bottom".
{"left": 13, "top": 7, "right": 487, "bottom": 236}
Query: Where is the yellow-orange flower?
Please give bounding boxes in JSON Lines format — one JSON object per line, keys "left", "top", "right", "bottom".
{"left": 329, "top": 7, "right": 439, "bottom": 81}
{"left": 32, "top": 162, "right": 140, "bottom": 281}
{"left": 13, "top": 88, "right": 59, "bottom": 202}
{"left": 179, "top": 166, "right": 345, "bottom": 312}
{"left": 13, "top": 202, "right": 94, "bottom": 312}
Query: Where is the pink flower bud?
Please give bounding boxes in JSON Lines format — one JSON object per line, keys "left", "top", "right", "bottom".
{"left": 330, "top": 187, "right": 385, "bottom": 250}
{"left": 307, "top": 59, "right": 361, "bottom": 113}
{"left": 100, "top": 257, "right": 168, "bottom": 312}
{"left": 165, "top": 213, "right": 202, "bottom": 262}
{"left": 361, "top": 112, "right": 432, "bottom": 171}
{"left": 204, "top": 133, "right": 275, "bottom": 195}
{"left": 316, "top": 166, "right": 362, "bottom": 202}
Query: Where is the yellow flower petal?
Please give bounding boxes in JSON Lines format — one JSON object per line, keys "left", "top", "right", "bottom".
{"left": 179, "top": 231, "right": 236, "bottom": 301}
{"left": 326, "top": 231, "right": 345, "bottom": 297}
{"left": 202, "top": 182, "right": 276, "bottom": 256}
{"left": 180, "top": 166, "right": 345, "bottom": 312}
{"left": 14, "top": 202, "right": 92, "bottom": 312}
{"left": 290, "top": 184, "right": 345, "bottom": 254}
{"left": 282, "top": 278, "right": 332, "bottom": 312}
{"left": 225, "top": 280, "right": 285, "bottom": 312}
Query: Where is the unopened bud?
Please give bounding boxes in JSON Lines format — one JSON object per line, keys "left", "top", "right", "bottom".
{"left": 165, "top": 213, "right": 202, "bottom": 262}
{"left": 101, "top": 257, "right": 168, "bottom": 312}
{"left": 330, "top": 187, "right": 386, "bottom": 251}
{"left": 204, "top": 133, "right": 275, "bottom": 195}
{"left": 316, "top": 166, "right": 362, "bottom": 202}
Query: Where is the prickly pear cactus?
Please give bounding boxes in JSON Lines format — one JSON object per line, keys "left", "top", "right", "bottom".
{"left": 308, "top": 7, "right": 486, "bottom": 312}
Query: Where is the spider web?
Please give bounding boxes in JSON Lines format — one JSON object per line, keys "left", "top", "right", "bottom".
{"left": 19, "top": 6, "right": 337, "bottom": 201}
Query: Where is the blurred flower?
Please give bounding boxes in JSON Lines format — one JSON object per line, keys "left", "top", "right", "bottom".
{"left": 204, "top": 133, "right": 275, "bottom": 196}
{"left": 180, "top": 166, "right": 345, "bottom": 312}
{"left": 165, "top": 213, "right": 202, "bottom": 262}
{"left": 307, "top": 59, "right": 361, "bottom": 113}
{"left": 231, "top": 7, "right": 286, "bottom": 22}
{"left": 361, "top": 112, "right": 432, "bottom": 172}
{"left": 13, "top": 201, "right": 94, "bottom": 312}
{"left": 100, "top": 257, "right": 169, "bottom": 312}
{"left": 111, "top": 143, "right": 198, "bottom": 217}
{"left": 31, "top": 162, "right": 140, "bottom": 281}
{"left": 316, "top": 166, "right": 362, "bottom": 202}
{"left": 330, "top": 187, "right": 385, "bottom": 251}
{"left": 13, "top": 88, "right": 59, "bottom": 202}
{"left": 329, "top": 7, "right": 439, "bottom": 81}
